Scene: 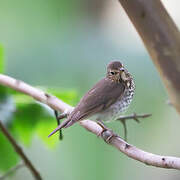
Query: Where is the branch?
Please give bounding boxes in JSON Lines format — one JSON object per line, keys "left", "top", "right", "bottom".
{"left": 118, "top": 0, "right": 180, "bottom": 114}
{"left": 117, "top": 113, "right": 152, "bottom": 141}
{"left": 0, "top": 162, "right": 24, "bottom": 180}
{"left": 0, "top": 119, "right": 42, "bottom": 180}
{"left": 117, "top": 113, "right": 152, "bottom": 123}
{"left": 0, "top": 74, "right": 180, "bottom": 170}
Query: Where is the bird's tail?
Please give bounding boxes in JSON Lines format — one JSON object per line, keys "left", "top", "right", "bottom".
{"left": 48, "top": 118, "right": 75, "bottom": 138}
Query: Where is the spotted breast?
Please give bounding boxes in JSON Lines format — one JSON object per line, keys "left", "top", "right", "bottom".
{"left": 91, "top": 72, "right": 135, "bottom": 122}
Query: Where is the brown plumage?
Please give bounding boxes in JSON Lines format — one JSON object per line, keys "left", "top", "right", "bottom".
{"left": 48, "top": 61, "right": 135, "bottom": 137}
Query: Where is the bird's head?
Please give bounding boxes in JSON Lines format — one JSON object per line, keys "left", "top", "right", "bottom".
{"left": 107, "top": 61, "right": 131, "bottom": 86}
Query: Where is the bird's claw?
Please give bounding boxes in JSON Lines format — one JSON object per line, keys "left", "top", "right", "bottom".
{"left": 97, "top": 121, "right": 118, "bottom": 143}
{"left": 102, "top": 130, "right": 119, "bottom": 143}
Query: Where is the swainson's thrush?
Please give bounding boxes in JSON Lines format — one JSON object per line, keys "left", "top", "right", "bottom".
{"left": 48, "top": 61, "right": 135, "bottom": 137}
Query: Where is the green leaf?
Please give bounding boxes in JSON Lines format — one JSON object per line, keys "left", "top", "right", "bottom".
{"left": 0, "top": 85, "right": 8, "bottom": 100}
{"left": 0, "top": 45, "right": 8, "bottom": 100}
{"left": 0, "top": 133, "right": 19, "bottom": 171}
{"left": 11, "top": 104, "right": 44, "bottom": 145}
{"left": 9, "top": 88, "right": 78, "bottom": 147}
{"left": 13, "top": 94, "right": 35, "bottom": 105}
{"left": 0, "top": 44, "right": 4, "bottom": 73}
{"left": 36, "top": 117, "right": 59, "bottom": 148}
{"left": 47, "top": 88, "right": 79, "bottom": 106}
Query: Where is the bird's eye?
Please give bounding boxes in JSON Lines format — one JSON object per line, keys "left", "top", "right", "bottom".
{"left": 110, "top": 71, "right": 115, "bottom": 75}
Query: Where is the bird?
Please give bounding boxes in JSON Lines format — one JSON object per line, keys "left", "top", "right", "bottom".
{"left": 48, "top": 61, "right": 135, "bottom": 139}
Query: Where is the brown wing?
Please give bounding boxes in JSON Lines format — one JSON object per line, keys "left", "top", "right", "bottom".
{"left": 67, "top": 78, "right": 125, "bottom": 123}
{"left": 48, "top": 78, "right": 125, "bottom": 137}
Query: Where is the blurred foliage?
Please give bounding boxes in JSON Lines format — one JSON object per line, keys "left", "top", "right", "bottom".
{"left": 47, "top": 88, "right": 79, "bottom": 106}
{"left": 0, "top": 133, "right": 19, "bottom": 171}
{"left": 0, "top": 45, "right": 7, "bottom": 99}
{"left": 0, "top": 88, "right": 78, "bottom": 171}
{"left": 0, "top": 47, "right": 79, "bottom": 172}
{"left": 0, "top": 45, "right": 4, "bottom": 73}
{"left": 11, "top": 103, "right": 44, "bottom": 145}
{"left": 0, "top": 46, "right": 19, "bottom": 171}
{"left": 11, "top": 89, "right": 78, "bottom": 146}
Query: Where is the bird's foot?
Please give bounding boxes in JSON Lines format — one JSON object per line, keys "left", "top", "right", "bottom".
{"left": 97, "top": 120, "right": 119, "bottom": 143}
{"left": 54, "top": 110, "right": 69, "bottom": 140}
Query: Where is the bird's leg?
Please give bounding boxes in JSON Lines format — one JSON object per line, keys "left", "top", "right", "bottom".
{"left": 117, "top": 113, "right": 152, "bottom": 141}
{"left": 96, "top": 120, "right": 106, "bottom": 136}
{"left": 97, "top": 120, "right": 118, "bottom": 143}
{"left": 54, "top": 110, "right": 68, "bottom": 140}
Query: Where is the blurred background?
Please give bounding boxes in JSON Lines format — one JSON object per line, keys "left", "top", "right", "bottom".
{"left": 0, "top": 0, "right": 180, "bottom": 179}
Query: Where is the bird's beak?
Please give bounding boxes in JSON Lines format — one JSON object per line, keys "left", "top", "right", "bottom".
{"left": 119, "top": 67, "right": 128, "bottom": 81}
{"left": 119, "top": 67, "right": 124, "bottom": 72}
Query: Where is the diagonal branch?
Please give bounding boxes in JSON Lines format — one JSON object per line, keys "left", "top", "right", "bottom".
{"left": 0, "top": 119, "right": 42, "bottom": 180}
{"left": 0, "top": 74, "right": 180, "bottom": 170}
{"left": 118, "top": 0, "right": 180, "bottom": 114}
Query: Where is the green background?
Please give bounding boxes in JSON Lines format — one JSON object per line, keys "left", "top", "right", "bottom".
{"left": 0, "top": 0, "right": 180, "bottom": 179}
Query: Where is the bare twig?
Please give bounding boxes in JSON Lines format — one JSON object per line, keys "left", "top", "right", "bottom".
{"left": 0, "top": 162, "right": 24, "bottom": 180}
{"left": 54, "top": 110, "right": 63, "bottom": 140}
{"left": 117, "top": 113, "right": 152, "bottom": 122}
{"left": 0, "top": 120, "right": 42, "bottom": 180}
{"left": 118, "top": 0, "right": 180, "bottom": 114}
{"left": 121, "top": 120, "right": 127, "bottom": 141}
{"left": 0, "top": 74, "right": 180, "bottom": 170}
{"left": 117, "top": 113, "right": 152, "bottom": 141}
